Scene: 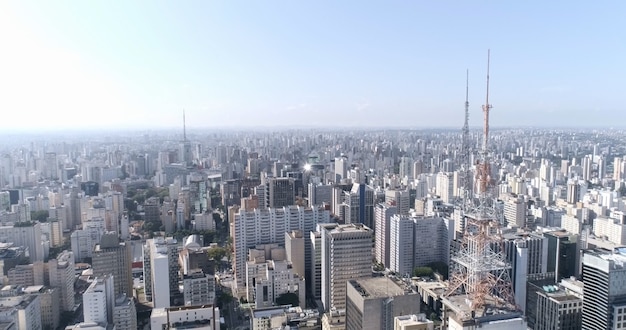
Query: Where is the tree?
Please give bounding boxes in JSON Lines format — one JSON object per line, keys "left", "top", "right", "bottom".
{"left": 413, "top": 266, "right": 434, "bottom": 278}
{"left": 275, "top": 292, "right": 299, "bottom": 307}
{"left": 216, "top": 292, "right": 234, "bottom": 309}
{"left": 427, "top": 261, "right": 449, "bottom": 279}
{"left": 207, "top": 247, "right": 228, "bottom": 261}
{"left": 30, "top": 210, "right": 49, "bottom": 222}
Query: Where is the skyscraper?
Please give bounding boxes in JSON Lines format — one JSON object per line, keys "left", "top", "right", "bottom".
{"left": 48, "top": 250, "right": 75, "bottom": 312}
{"left": 581, "top": 249, "right": 626, "bottom": 329}
{"left": 321, "top": 223, "right": 373, "bottom": 311}
{"left": 143, "top": 237, "right": 180, "bottom": 307}
{"left": 92, "top": 233, "right": 133, "bottom": 297}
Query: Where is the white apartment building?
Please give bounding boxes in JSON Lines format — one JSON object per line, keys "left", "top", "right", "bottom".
{"left": 193, "top": 212, "right": 216, "bottom": 231}
{"left": 233, "top": 206, "right": 329, "bottom": 288}
{"left": 0, "top": 295, "right": 41, "bottom": 330}
{"left": 143, "top": 237, "right": 179, "bottom": 305}
{"left": 246, "top": 254, "right": 305, "bottom": 308}
{"left": 83, "top": 275, "right": 114, "bottom": 325}
{"left": 593, "top": 216, "right": 626, "bottom": 245}
{"left": 0, "top": 223, "right": 44, "bottom": 262}
{"left": 389, "top": 215, "right": 415, "bottom": 276}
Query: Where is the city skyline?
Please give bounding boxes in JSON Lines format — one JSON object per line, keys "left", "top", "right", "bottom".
{"left": 1, "top": 1, "right": 625, "bottom": 131}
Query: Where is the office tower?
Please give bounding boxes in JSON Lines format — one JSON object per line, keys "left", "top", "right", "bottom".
{"left": 0, "top": 222, "right": 44, "bottom": 262}
{"left": 144, "top": 196, "right": 160, "bottom": 223}
{"left": 7, "top": 262, "right": 44, "bottom": 287}
{"left": 266, "top": 177, "right": 296, "bottom": 208}
{"left": 435, "top": 172, "right": 454, "bottom": 203}
{"left": 321, "top": 223, "right": 373, "bottom": 311}
{"left": 48, "top": 250, "right": 75, "bottom": 312}
{"left": 143, "top": 237, "right": 180, "bottom": 307}
{"left": 183, "top": 269, "right": 216, "bottom": 306}
{"left": 43, "top": 152, "right": 58, "bottom": 180}
{"left": 345, "top": 277, "right": 421, "bottom": 330}
{"left": 384, "top": 189, "right": 410, "bottom": 215}
{"left": 151, "top": 305, "right": 221, "bottom": 330}
{"left": 374, "top": 203, "right": 397, "bottom": 267}
{"left": 343, "top": 183, "right": 375, "bottom": 229}
{"left": 581, "top": 249, "right": 626, "bottom": 329}
{"left": 503, "top": 195, "right": 526, "bottom": 227}
{"left": 308, "top": 183, "right": 333, "bottom": 207}
{"left": 92, "top": 233, "right": 133, "bottom": 297}
{"left": 545, "top": 230, "right": 579, "bottom": 281}
{"left": 233, "top": 206, "right": 329, "bottom": 288}
{"left": 310, "top": 230, "right": 322, "bottom": 301}
{"left": 189, "top": 172, "right": 209, "bottom": 213}
{"left": 64, "top": 189, "right": 82, "bottom": 230}
{"left": 535, "top": 285, "right": 582, "bottom": 330}
{"left": 113, "top": 294, "right": 137, "bottom": 330}
{"left": 83, "top": 275, "right": 115, "bottom": 325}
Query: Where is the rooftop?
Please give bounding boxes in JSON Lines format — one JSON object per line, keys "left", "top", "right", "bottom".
{"left": 349, "top": 277, "right": 405, "bottom": 299}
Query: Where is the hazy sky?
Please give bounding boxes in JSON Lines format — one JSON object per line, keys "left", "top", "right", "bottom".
{"left": 1, "top": 1, "right": 625, "bottom": 131}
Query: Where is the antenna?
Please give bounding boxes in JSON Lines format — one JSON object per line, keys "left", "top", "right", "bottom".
{"left": 481, "top": 50, "right": 492, "bottom": 154}
{"left": 183, "top": 109, "right": 187, "bottom": 142}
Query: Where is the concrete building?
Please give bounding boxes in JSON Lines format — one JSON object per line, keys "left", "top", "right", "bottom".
{"left": 183, "top": 269, "right": 216, "bottom": 306}
{"left": 593, "top": 216, "right": 626, "bottom": 246}
{"left": 321, "top": 223, "right": 373, "bottom": 311}
{"left": 151, "top": 305, "right": 221, "bottom": 330}
{"left": 7, "top": 262, "right": 44, "bottom": 287}
{"left": 112, "top": 294, "right": 137, "bottom": 330}
{"left": 143, "top": 237, "right": 180, "bottom": 305}
{"left": 310, "top": 230, "right": 322, "bottom": 300}
{"left": 48, "top": 250, "right": 75, "bottom": 312}
{"left": 266, "top": 177, "right": 296, "bottom": 208}
{"left": 374, "top": 203, "right": 397, "bottom": 267}
{"left": 233, "top": 206, "right": 329, "bottom": 288}
{"left": 285, "top": 230, "right": 305, "bottom": 278}
{"left": 535, "top": 285, "right": 582, "bottom": 330}
{"left": 503, "top": 195, "right": 526, "bottom": 228}
{"left": 389, "top": 215, "right": 415, "bottom": 276}
{"left": 92, "top": 233, "right": 133, "bottom": 297}
{"left": 435, "top": 172, "right": 454, "bottom": 204}
{"left": 23, "top": 285, "right": 60, "bottom": 330}
{"left": 83, "top": 275, "right": 114, "bottom": 325}
{"left": 0, "top": 295, "right": 41, "bottom": 330}
{"left": 384, "top": 190, "right": 410, "bottom": 216}
{"left": 322, "top": 309, "right": 346, "bottom": 330}
{"left": 193, "top": 211, "right": 216, "bottom": 231}
{"left": 245, "top": 246, "right": 305, "bottom": 308}
{"left": 345, "top": 277, "right": 421, "bottom": 330}
{"left": 581, "top": 249, "right": 626, "bottom": 329}
{"left": 0, "top": 223, "right": 44, "bottom": 262}
{"left": 394, "top": 314, "right": 434, "bottom": 330}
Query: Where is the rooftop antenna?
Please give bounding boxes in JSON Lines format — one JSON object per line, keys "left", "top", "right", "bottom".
{"left": 183, "top": 109, "right": 187, "bottom": 142}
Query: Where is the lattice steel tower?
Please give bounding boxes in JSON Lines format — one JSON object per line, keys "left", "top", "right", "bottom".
{"left": 446, "top": 50, "right": 516, "bottom": 314}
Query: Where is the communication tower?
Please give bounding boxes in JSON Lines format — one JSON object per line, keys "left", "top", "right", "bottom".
{"left": 446, "top": 50, "right": 517, "bottom": 317}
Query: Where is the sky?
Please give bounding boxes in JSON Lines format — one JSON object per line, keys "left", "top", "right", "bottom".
{"left": 1, "top": 1, "right": 625, "bottom": 131}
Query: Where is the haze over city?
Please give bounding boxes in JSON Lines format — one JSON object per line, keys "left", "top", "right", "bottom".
{"left": 2, "top": 1, "right": 626, "bottom": 131}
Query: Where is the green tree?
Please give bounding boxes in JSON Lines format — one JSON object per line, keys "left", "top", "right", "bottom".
{"left": 427, "top": 261, "right": 449, "bottom": 279}
{"left": 413, "top": 266, "right": 434, "bottom": 278}
{"left": 275, "top": 292, "right": 299, "bottom": 307}
{"left": 30, "top": 210, "right": 49, "bottom": 222}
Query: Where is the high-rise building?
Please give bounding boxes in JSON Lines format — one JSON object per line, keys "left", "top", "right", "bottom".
{"left": 384, "top": 190, "right": 410, "bottom": 216}
{"left": 113, "top": 294, "right": 137, "bottom": 330}
{"left": 92, "top": 233, "right": 133, "bottom": 297}
{"left": 345, "top": 277, "right": 421, "bottom": 330}
{"left": 7, "top": 262, "right": 44, "bottom": 287}
{"left": 343, "top": 184, "right": 375, "bottom": 229}
{"left": 0, "top": 222, "right": 44, "bottom": 262}
{"left": 83, "top": 275, "right": 115, "bottom": 325}
{"left": 23, "top": 285, "right": 60, "bottom": 330}
{"left": 143, "top": 237, "right": 180, "bottom": 308}
{"left": 285, "top": 230, "right": 305, "bottom": 278}
{"left": 0, "top": 295, "right": 42, "bottom": 329}
{"left": 321, "top": 223, "right": 373, "bottom": 311}
{"left": 545, "top": 230, "right": 579, "bottom": 281}
{"left": 535, "top": 284, "right": 582, "bottom": 330}
{"left": 310, "top": 230, "right": 322, "bottom": 301}
{"left": 233, "top": 206, "right": 329, "bottom": 288}
{"left": 374, "top": 203, "right": 397, "bottom": 267}
{"left": 266, "top": 177, "right": 296, "bottom": 208}
{"left": 435, "top": 172, "right": 454, "bottom": 204}
{"left": 183, "top": 269, "right": 216, "bottom": 307}
{"left": 581, "top": 249, "right": 626, "bottom": 329}
{"left": 308, "top": 183, "right": 333, "bottom": 207}
{"left": 503, "top": 195, "right": 526, "bottom": 228}
{"left": 48, "top": 250, "right": 75, "bottom": 312}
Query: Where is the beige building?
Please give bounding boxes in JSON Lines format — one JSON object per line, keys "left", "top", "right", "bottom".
{"left": 92, "top": 233, "right": 133, "bottom": 296}
{"left": 345, "top": 277, "right": 421, "bottom": 330}
{"left": 394, "top": 314, "right": 434, "bottom": 330}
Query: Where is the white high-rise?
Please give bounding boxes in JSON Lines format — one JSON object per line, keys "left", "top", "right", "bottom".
{"left": 233, "top": 205, "right": 329, "bottom": 288}
{"left": 374, "top": 203, "right": 397, "bottom": 267}
{"left": 389, "top": 215, "right": 415, "bottom": 277}
{"left": 83, "top": 275, "right": 115, "bottom": 325}
{"left": 321, "top": 223, "right": 373, "bottom": 311}
{"left": 48, "top": 250, "right": 75, "bottom": 312}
